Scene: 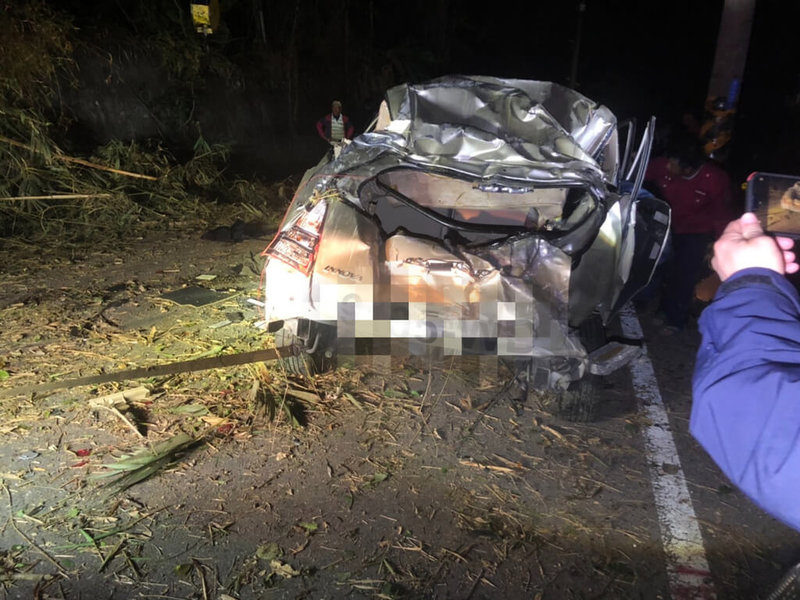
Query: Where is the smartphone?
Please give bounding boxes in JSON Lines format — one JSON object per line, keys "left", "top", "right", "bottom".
{"left": 745, "top": 172, "right": 800, "bottom": 238}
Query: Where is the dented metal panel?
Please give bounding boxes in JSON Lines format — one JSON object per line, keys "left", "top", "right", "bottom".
{"left": 260, "top": 75, "right": 669, "bottom": 388}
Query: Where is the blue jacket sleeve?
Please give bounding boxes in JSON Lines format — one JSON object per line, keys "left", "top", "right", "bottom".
{"left": 691, "top": 268, "right": 800, "bottom": 531}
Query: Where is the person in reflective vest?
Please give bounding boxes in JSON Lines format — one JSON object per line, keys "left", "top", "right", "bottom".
{"left": 316, "top": 100, "right": 354, "bottom": 143}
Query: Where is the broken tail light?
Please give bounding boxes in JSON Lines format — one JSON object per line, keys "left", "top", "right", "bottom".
{"left": 267, "top": 201, "right": 328, "bottom": 275}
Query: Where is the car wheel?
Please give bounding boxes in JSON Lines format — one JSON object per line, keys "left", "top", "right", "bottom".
{"left": 558, "top": 374, "right": 599, "bottom": 423}
{"left": 558, "top": 312, "right": 606, "bottom": 423}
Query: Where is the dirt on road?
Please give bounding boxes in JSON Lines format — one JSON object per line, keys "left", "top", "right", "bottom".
{"left": 0, "top": 221, "right": 798, "bottom": 600}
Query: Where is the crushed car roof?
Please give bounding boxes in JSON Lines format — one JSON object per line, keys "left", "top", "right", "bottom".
{"left": 337, "top": 75, "right": 620, "bottom": 192}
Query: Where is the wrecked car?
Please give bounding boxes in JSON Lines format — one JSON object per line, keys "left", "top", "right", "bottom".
{"left": 259, "top": 75, "right": 669, "bottom": 410}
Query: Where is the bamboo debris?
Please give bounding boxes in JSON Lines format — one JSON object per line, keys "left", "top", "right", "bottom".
{"left": 0, "top": 134, "right": 158, "bottom": 181}
{"left": 90, "top": 387, "right": 151, "bottom": 406}
{"left": 94, "top": 432, "right": 198, "bottom": 492}
{"left": 459, "top": 458, "right": 522, "bottom": 474}
{"left": 0, "top": 193, "right": 113, "bottom": 201}
{"left": 59, "top": 154, "right": 158, "bottom": 180}
{"left": 90, "top": 403, "right": 145, "bottom": 439}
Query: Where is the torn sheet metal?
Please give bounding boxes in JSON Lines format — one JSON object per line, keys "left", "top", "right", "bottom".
{"left": 260, "top": 75, "right": 669, "bottom": 389}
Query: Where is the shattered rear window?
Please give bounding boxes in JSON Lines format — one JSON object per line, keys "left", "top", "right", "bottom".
{"left": 379, "top": 169, "right": 565, "bottom": 228}
{"left": 363, "top": 169, "right": 599, "bottom": 242}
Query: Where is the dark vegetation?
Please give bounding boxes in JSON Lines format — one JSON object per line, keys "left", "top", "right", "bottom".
{"left": 0, "top": 2, "right": 237, "bottom": 242}
{"left": 2, "top": 0, "right": 800, "bottom": 243}
{"left": 0, "top": 0, "right": 464, "bottom": 243}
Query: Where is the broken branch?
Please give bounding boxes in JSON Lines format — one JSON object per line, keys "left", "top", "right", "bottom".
{"left": 0, "top": 134, "right": 158, "bottom": 181}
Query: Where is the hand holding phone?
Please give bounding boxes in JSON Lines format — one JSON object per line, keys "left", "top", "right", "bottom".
{"left": 711, "top": 212, "right": 798, "bottom": 280}
{"left": 745, "top": 172, "right": 800, "bottom": 238}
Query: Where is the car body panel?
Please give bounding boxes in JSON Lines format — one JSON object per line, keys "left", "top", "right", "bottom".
{"left": 260, "top": 76, "right": 669, "bottom": 389}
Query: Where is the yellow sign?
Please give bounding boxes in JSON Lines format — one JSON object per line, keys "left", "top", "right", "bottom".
{"left": 190, "top": 0, "right": 220, "bottom": 34}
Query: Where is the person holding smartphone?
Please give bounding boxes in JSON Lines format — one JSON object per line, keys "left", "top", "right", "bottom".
{"left": 692, "top": 212, "right": 800, "bottom": 530}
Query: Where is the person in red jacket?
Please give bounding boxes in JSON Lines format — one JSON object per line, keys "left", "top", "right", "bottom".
{"left": 316, "top": 100, "right": 354, "bottom": 143}
{"left": 644, "top": 134, "right": 733, "bottom": 333}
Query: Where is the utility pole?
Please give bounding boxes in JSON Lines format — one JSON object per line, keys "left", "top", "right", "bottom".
{"left": 568, "top": 1, "right": 586, "bottom": 89}
{"left": 700, "top": 0, "right": 756, "bottom": 161}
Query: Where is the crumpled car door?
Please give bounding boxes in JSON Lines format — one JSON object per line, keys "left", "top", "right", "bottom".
{"left": 611, "top": 117, "right": 671, "bottom": 314}
{"left": 568, "top": 118, "right": 670, "bottom": 325}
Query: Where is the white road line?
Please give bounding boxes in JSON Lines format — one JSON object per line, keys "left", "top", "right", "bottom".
{"left": 620, "top": 305, "right": 716, "bottom": 600}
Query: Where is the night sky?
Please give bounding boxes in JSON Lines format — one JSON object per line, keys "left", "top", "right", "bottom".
{"left": 295, "top": 0, "right": 800, "bottom": 181}
{"left": 38, "top": 1, "right": 800, "bottom": 181}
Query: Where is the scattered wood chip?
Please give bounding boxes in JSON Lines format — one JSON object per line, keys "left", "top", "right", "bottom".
{"left": 459, "top": 458, "right": 519, "bottom": 474}
{"left": 92, "top": 386, "right": 150, "bottom": 407}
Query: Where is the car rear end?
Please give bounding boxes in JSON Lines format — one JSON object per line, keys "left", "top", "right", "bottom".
{"left": 260, "top": 75, "right": 669, "bottom": 391}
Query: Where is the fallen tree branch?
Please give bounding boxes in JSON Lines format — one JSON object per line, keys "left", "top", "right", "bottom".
{"left": 0, "top": 347, "right": 291, "bottom": 398}
{"left": 0, "top": 134, "right": 158, "bottom": 181}
{"left": 91, "top": 403, "right": 145, "bottom": 439}
{"left": 0, "top": 194, "right": 114, "bottom": 201}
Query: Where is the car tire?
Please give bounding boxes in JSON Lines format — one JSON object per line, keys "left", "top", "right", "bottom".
{"left": 558, "top": 375, "right": 598, "bottom": 423}
{"left": 558, "top": 312, "right": 606, "bottom": 423}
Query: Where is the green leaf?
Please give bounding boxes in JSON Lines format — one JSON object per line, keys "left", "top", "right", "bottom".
{"left": 93, "top": 433, "right": 197, "bottom": 491}
{"left": 299, "top": 521, "right": 318, "bottom": 533}
{"left": 0, "top": 370, "right": 9, "bottom": 381}
{"left": 170, "top": 404, "right": 209, "bottom": 416}
{"left": 368, "top": 472, "right": 389, "bottom": 487}
{"left": 343, "top": 392, "right": 362, "bottom": 409}
{"left": 382, "top": 559, "right": 397, "bottom": 576}
{"left": 256, "top": 542, "right": 282, "bottom": 561}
